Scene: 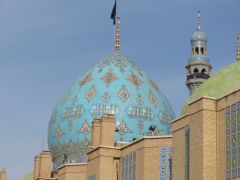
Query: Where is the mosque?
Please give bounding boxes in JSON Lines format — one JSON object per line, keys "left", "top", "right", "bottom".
{"left": 0, "top": 9, "right": 240, "bottom": 180}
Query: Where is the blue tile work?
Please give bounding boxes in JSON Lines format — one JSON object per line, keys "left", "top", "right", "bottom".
{"left": 160, "top": 147, "right": 167, "bottom": 180}
{"left": 226, "top": 106, "right": 231, "bottom": 179}
{"left": 185, "top": 127, "right": 190, "bottom": 180}
{"left": 88, "top": 175, "right": 96, "bottom": 180}
{"left": 48, "top": 52, "right": 175, "bottom": 169}
{"left": 231, "top": 104, "right": 237, "bottom": 178}
{"left": 169, "top": 147, "right": 172, "bottom": 180}
{"left": 160, "top": 146, "right": 172, "bottom": 180}
{"left": 121, "top": 152, "right": 136, "bottom": 180}
{"left": 238, "top": 103, "right": 240, "bottom": 177}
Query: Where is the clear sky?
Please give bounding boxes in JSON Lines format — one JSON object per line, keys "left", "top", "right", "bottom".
{"left": 0, "top": 0, "right": 239, "bottom": 179}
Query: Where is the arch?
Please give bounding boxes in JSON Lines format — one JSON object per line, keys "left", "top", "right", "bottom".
{"left": 201, "top": 47, "right": 204, "bottom": 55}
{"left": 195, "top": 47, "right": 199, "bottom": 55}
{"left": 201, "top": 69, "right": 206, "bottom": 74}
{"left": 194, "top": 68, "right": 199, "bottom": 74}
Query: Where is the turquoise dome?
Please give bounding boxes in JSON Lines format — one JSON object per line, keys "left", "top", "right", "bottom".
{"left": 191, "top": 31, "right": 208, "bottom": 42}
{"left": 48, "top": 52, "right": 175, "bottom": 169}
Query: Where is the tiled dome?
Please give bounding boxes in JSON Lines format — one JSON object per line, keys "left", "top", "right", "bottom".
{"left": 48, "top": 52, "right": 175, "bottom": 169}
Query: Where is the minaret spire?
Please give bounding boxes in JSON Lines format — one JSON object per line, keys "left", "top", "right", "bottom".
{"left": 237, "top": 34, "right": 240, "bottom": 61}
{"left": 115, "top": 17, "right": 120, "bottom": 52}
{"left": 197, "top": 10, "right": 201, "bottom": 31}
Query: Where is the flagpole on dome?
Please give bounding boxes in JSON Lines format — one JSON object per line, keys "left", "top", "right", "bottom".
{"left": 111, "top": 0, "right": 120, "bottom": 53}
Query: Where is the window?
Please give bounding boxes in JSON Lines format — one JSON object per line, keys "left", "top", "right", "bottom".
{"left": 201, "top": 47, "right": 204, "bottom": 55}
{"left": 201, "top": 69, "right": 206, "bottom": 74}
{"left": 195, "top": 47, "right": 199, "bottom": 55}
{"left": 193, "top": 68, "right": 198, "bottom": 74}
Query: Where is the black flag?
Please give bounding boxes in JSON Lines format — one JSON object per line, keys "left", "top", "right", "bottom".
{"left": 111, "top": 0, "right": 117, "bottom": 25}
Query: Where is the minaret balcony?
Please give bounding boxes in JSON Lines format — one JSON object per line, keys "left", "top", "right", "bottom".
{"left": 187, "top": 73, "right": 210, "bottom": 80}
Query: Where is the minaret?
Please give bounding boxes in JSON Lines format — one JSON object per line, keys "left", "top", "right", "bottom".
{"left": 185, "top": 11, "right": 212, "bottom": 95}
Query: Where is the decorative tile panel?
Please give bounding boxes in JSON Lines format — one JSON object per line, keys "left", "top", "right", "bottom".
{"left": 160, "top": 147, "right": 167, "bottom": 180}
{"left": 79, "top": 120, "right": 91, "bottom": 135}
{"left": 117, "top": 120, "right": 132, "bottom": 136}
{"left": 136, "top": 95, "right": 144, "bottom": 105}
{"left": 127, "top": 105, "right": 153, "bottom": 121}
{"left": 232, "top": 104, "right": 237, "bottom": 178}
{"left": 149, "top": 91, "right": 159, "bottom": 107}
{"left": 127, "top": 72, "right": 142, "bottom": 88}
{"left": 226, "top": 106, "right": 231, "bottom": 179}
{"left": 160, "top": 146, "right": 172, "bottom": 180}
{"left": 101, "top": 69, "right": 118, "bottom": 86}
{"left": 79, "top": 73, "right": 92, "bottom": 88}
{"left": 55, "top": 125, "right": 64, "bottom": 139}
{"left": 61, "top": 105, "right": 84, "bottom": 120}
{"left": 85, "top": 86, "right": 97, "bottom": 102}
{"left": 118, "top": 85, "right": 130, "bottom": 102}
{"left": 121, "top": 152, "right": 136, "bottom": 180}
{"left": 169, "top": 147, "right": 172, "bottom": 180}
{"left": 91, "top": 104, "right": 119, "bottom": 118}
{"left": 238, "top": 103, "right": 240, "bottom": 177}
{"left": 102, "top": 91, "right": 110, "bottom": 102}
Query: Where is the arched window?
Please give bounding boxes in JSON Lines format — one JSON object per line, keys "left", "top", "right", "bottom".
{"left": 194, "top": 68, "right": 198, "bottom": 74}
{"left": 195, "top": 47, "right": 199, "bottom": 55}
{"left": 201, "top": 47, "right": 204, "bottom": 55}
{"left": 201, "top": 69, "right": 206, "bottom": 74}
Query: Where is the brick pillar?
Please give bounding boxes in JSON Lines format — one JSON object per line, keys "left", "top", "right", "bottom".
{"left": 92, "top": 119, "right": 101, "bottom": 147}
{"left": 100, "top": 114, "right": 115, "bottom": 147}
{"left": 0, "top": 169, "right": 7, "bottom": 180}
{"left": 39, "top": 150, "right": 52, "bottom": 178}
{"left": 33, "top": 155, "right": 40, "bottom": 180}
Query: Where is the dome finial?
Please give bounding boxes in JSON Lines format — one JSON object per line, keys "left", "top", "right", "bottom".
{"left": 237, "top": 34, "right": 240, "bottom": 62}
{"left": 197, "top": 10, "right": 201, "bottom": 31}
{"left": 115, "top": 17, "right": 120, "bottom": 52}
